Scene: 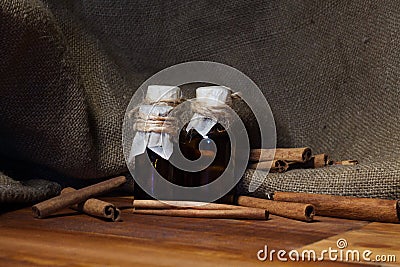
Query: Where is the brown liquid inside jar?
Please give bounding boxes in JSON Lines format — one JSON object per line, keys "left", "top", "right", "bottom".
{"left": 133, "top": 148, "right": 175, "bottom": 200}
{"left": 179, "top": 123, "right": 232, "bottom": 188}
{"left": 131, "top": 85, "right": 181, "bottom": 200}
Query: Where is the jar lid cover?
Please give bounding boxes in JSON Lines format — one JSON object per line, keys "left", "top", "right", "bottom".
{"left": 146, "top": 85, "right": 181, "bottom": 102}
{"left": 196, "top": 86, "right": 231, "bottom": 106}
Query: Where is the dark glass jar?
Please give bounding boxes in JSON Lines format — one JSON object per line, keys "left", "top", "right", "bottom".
{"left": 130, "top": 85, "right": 181, "bottom": 200}
{"left": 133, "top": 148, "right": 175, "bottom": 200}
{"left": 175, "top": 86, "right": 235, "bottom": 201}
{"left": 179, "top": 123, "right": 231, "bottom": 187}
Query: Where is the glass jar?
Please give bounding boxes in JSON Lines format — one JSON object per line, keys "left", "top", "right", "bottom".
{"left": 177, "top": 86, "right": 234, "bottom": 197}
{"left": 129, "top": 85, "right": 181, "bottom": 199}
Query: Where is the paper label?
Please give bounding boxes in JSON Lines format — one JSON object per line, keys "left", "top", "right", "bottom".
{"left": 186, "top": 113, "right": 217, "bottom": 137}
{"left": 129, "top": 105, "right": 174, "bottom": 161}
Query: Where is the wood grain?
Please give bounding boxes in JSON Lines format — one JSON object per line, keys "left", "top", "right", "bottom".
{"left": 299, "top": 222, "right": 400, "bottom": 265}
{"left": 0, "top": 197, "right": 373, "bottom": 266}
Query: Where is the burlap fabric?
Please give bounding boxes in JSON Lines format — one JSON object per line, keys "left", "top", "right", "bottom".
{"left": 0, "top": 172, "right": 61, "bottom": 204}
{"left": 0, "top": 0, "right": 399, "bottom": 204}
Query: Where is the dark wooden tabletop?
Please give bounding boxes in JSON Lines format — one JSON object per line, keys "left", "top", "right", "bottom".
{"left": 0, "top": 197, "right": 397, "bottom": 266}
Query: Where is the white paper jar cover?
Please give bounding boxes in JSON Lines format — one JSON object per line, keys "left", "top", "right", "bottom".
{"left": 129, "top": 84, "right": 181, "bottom": 162}
{"left": 146, "top": 85, "right": 181, "bottom": 102}
{"left": 195, "top": 86, "right": 231, "bottom": 106}
{"left": 187, "top": 85, "right": 232, "bottom": 137}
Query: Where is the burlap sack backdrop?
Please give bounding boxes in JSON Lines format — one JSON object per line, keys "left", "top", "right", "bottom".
{"left": 0, "top": 0, "right": 399, "bottom": 204}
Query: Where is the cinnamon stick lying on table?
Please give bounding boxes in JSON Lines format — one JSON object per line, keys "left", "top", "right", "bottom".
{"left": 32, "top": 176, "right": 127, "bottom": 219}
{"left": 133, "top": 200, "right": 245, "bottom": 210}
{"left": 62, "top": 187, "right": 121, "bottom": 222}
{"left": 250, "top": 147, "right": 312, "bottom": 162}
{"left": 274, "top": 191, "right": 400, "bottom": 223}
{"left": 248, "top": 160, "right": 289, "bottom": 173}
{"left": 133, "top": 208, "right": 269, "bottom": 220}
{"left": 224, "top": 195, "right": 314, "bottom": 222}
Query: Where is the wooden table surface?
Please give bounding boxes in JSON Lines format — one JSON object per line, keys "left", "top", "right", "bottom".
{"left": 0, "top": 197, "right": 398, "bottom": 266}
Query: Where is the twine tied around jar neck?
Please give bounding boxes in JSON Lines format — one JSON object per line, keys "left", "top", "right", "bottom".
{"left": 130, "top": 98, "right": 185, "bottom": 135}
{"left": 130, "top": 91, "right": 241, "bottom": 134}
{"left": 133, "top": 114, "right": 176, "bottom": 135}
{"left": 128, "top": 98, "right": 185, "bottom": 119}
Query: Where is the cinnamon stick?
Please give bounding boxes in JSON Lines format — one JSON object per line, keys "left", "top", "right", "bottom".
{"left": 133, "top": 200, "right": 245, "bottom": 210}
{"left": 250, "top": 147, "right": 312, "bottom": 162}
{"left": 274, "top": 191, "right": 400, "bottom": 223}
{"left": 228, "top": 196, "right": 314, "bottom": 222}
{"left": 335, "top": 160, "right": 359, "bottom": 166}
{"left": 249, "top": 149, "right": 275, "bottom": 162}
{"left": 61, "top": 187, "right": 121, "bottom": 222}
{"left": 313, "top": 154, "right": 329, "bottom": 168}
{"left": 248, "top": 160, "right": 289, "bottom": 173}
{"left": 288, "top": 154, "right": 329, "bottom": 169}
{"left": 32, "top": 176, "right": 127, "bottom": 219}
{"left": 132, "top": 208, "right": 269, "bottom": 220}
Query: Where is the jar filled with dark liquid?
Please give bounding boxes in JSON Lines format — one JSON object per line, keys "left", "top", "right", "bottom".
{"left": 178, "top": 86, "right": 234, "bottom": 196}
{"left": 133, "top": 147, "right": 174, "bottom": 199}
{"left": 129, "top": 85, "right": 181, "bottom": 200}
{"left": 179, "top": 123, "right": 230, "bottom": 187}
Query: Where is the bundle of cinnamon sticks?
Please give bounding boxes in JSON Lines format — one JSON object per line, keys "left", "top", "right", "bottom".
{"left": 131, "top": 197, "right": 314, "bottom": 222}
{"left": 32, "top": 176, "right": 127, "bottom": 221}
{"left": 248, "top": 147, "right": 358, "bottom": 173}
{"left": 30, "top": 175, "right": 399, "bottom": 224}
{"left": 30, "top": 175, "right": 313, "bottom": 222}
{"left": 131, "top": 193, "right": 399, "bottom": 224}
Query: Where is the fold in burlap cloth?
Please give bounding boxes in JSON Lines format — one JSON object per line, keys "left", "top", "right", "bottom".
{"left": 0, "top": 172, "right": 61, "bottom": 204}
{"left": 240, "top": 159, "right": 400, "bottom": 200}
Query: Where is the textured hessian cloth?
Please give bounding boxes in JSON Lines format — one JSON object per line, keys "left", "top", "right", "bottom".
{"left": 0, "top": 0, "right": 399, "bottom": 203}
